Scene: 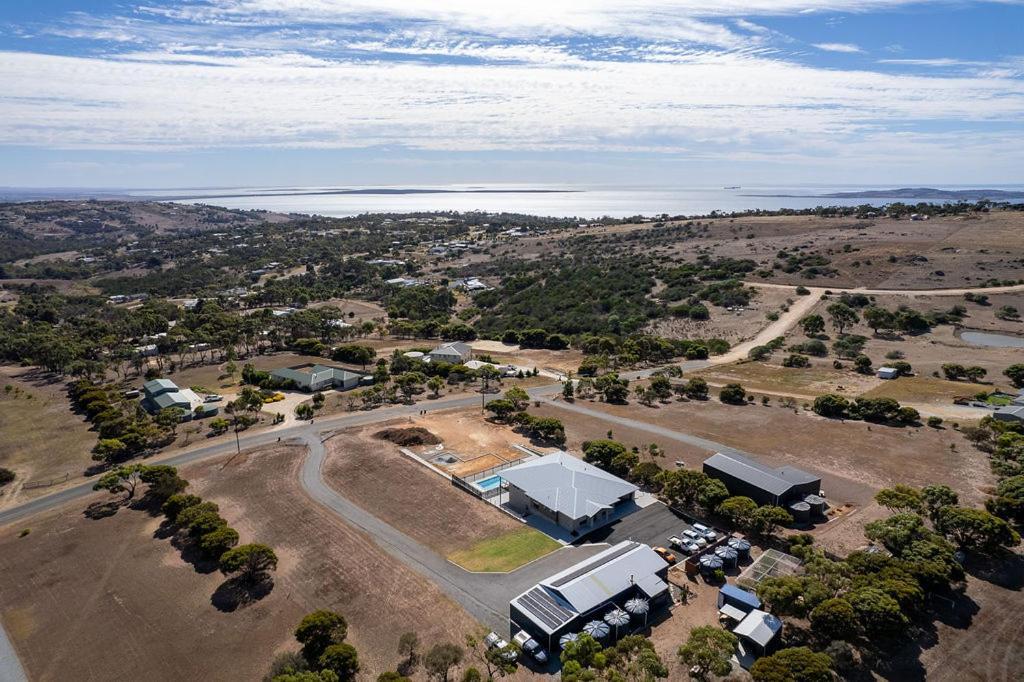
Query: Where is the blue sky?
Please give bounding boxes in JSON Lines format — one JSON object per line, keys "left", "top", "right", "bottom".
{"left": 1, "top": 1, "right": 1022, "bottom": 188}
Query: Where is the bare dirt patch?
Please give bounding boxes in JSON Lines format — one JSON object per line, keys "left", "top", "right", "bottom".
{"left": 0, "top": 444, "right": 479, "bottom": 681}
{"left": 322, "top": 425, "right": 524, "bottom": 557}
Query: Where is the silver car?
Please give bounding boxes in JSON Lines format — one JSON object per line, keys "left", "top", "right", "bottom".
{"left": 693, "top": 523, "right": 717, "bottom": 541}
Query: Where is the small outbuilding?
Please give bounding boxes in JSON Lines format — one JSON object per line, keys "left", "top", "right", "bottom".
{"left": 733, "top": 609, "right": 782, "bottom": 659}
{"left": 718, "top": 584, "right": 761, "bottom": 623}
{"left": 876, "top": 366, "right": 899, "bottom": 380}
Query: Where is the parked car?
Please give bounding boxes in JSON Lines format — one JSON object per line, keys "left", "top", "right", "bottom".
{"left": 485, "top": 632, "right": 518, "bottom": 663}
{"left": 204, "top": 394, "right": 223, "bottom": 403}
{"left": 653, "top": 546, "right": 677, "bottom": 564}
{"left": 693, "top": 523, "right": 717, "bottom": 541}
{"left": 679, "top": 539, "right": 700, "bottom": 555}
{"left": 682, "top": 529, "right": 707, "bottom": 548}
{"left": 668, "top": 535, "right": 683, "bottom": 548}
{"left": 513, "top": 631, "right": 548, "bottom": 664}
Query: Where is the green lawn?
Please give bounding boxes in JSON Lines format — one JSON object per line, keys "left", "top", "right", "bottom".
{"left": 447, "top": 527, "right": 560, "bottom": 572}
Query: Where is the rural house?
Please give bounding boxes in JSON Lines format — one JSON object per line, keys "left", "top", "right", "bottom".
{"left": 500, "top": 451, "right": 638, "bottom": 534}
{"left": 270, "top": 364, "right": 365, "bottom": 392}
{"left": 141, "top": 379, "right": 215, "bottom": 420}
{"left": 427, "top": 341, "right": 472, "bottom": 364}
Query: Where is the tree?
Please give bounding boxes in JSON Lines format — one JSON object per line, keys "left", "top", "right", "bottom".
{"left": 296, "top": 403, "right": 315, "bottom": 420}
{"left": 809, "top": 598, "right": 857, "bottom": 640}
{"left": 659, "top": 469, "right": 727, "bottom": 512}
{"left": 187, "top": 510, "right": 227, "bottom": 538}
{"left": 332, "top": 344, "right": 376, "bottom": 369}
{"left": 595, "top": 372, "right": 630, "bottom": 403}
{"left": 161, "top": 493, "right": 202, "bottom": 520}
{"left": 683, "top": 377, "right": 709, "bottom": 400}
{"left": 863, "top": 307, "right": 895, "bottom": 335}
{"left": 582, "top": 439, "right": 629, "bottom": 471}
{"left": 847, "top": 587, "right": 908, "bottom": 637}
{"left": 922, "top": 484, "right": 959, "bottom": 522}
{"left": 717, "top": 496, "right": 759, "bottom": 530}
{"left": 965, "top": 366, "right": 987, "bottom": 383}
{"left": 271, "top": 671, "right": 338, "bottom": 682}
{"left": 677, "top": 626, "right": 737, "bottom": 680}
{"left": 427, "top": 375, "right": 444, "bottom": 397}
{"left": 378, "top": 673, "right": 411, "bottom": 682}
{"left": 484, "top": 399, "right": 517, "bottom": 422}
{"left": 92, "top": 437, "right": 127, "bottom": 463}
{"left": 874, "top": 484, "right": 924, "bottom": 514}
{"left": 750, "top": 505, "right": 793, "bottom": 537}
{"left": 155, "top": 407, "right": 185, "bottom": 435}
{"left": 812, "top": 394, "right": 849, "bottom": 418}
{"left": 799, "top": 314, "right": 825, "bottom": 337}
{"left": 93, "top": 464, "right": 148, "bottom": 500}
{"left": 139, "top": 464, "right": 188, "bottom": 500}
{"left": 942, "top": 363, "right": 967, "bottom": 381}
{"left": 423, "top": 643, "right": 463, "bottom": 682}
{"left": 827, "top": 302, "right": 859, "bottom": 334}
{"left": 935, "top": 506, "right": 1020, "bottom": 554}
{"left": 560, "top": 633, "right": 603, "bottom": 669}
{"left": 503, "top": 385, "right": 529, "bottom": 410}
{"left": 1004, "top": 364, "right": 1024, "bottom": 388}
{"left": 295, "top": 610, "right": 348, "bottom": 664}
{"left": 219, "top": 543, "right": 278, "bottom": 584}
{"left": 718, "top": 383, "right": 746, "bottom": 405}
{"left": 397, "top": 632, "right": 420, "bottom": 674}
{"left": 749, "top": 647, "right": 833, "bottom": 682}
{"left": 608, "top": 635, "right": 668, "bottom": 680}
{"left": 649, "top": 375, "right": 672, "bottom": 401}
{"left": 864, "top": 512, "right": 932, "bottom": 555}
{"left": 199, "top": 526, "right": 239, "bottom": 558}
{"left": 562, "top": 378, "right": 575, "bottom": 401}
{"left": 853, "top": 355, "right": 873, "bottom": 374}
{"left": 319, "top": 643, "right": 359, "bottom": 681}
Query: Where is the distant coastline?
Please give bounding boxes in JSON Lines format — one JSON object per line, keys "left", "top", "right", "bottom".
{"left": 743, "top": 187, "right": 1024, "bottom": 201}
{"left": 156, "top": 187, "right": 579, "bottom": 202}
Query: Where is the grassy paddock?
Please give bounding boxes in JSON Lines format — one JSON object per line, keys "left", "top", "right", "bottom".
{"left": 447, "top": 527, "right": 560, "bottom": 572}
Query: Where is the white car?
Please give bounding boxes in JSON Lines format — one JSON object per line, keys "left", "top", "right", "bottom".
{"left": 682, "top": 529, "right": 707, "bottom": 548}
{"left": 668, "top": 535, "right": 683, "bottom": 548}
{"left": 485, "top": 632, "right": 519, "bottom": 663}
{"left": 693, "top": 523, "right": 717, "bottom": 541}
{"left": 513, "top": 631, "right": 548, "bottom": 664}
{"left": 680, "top": 539, "right": 701, "bottom": 555}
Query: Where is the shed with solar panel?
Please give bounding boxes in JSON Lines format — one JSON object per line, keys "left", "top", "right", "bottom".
{"left": 509, "top": 541, "right": 670, "bottom": 651}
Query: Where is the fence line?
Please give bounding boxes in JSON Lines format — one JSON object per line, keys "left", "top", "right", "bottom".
{"left": 23, "top": 473, "right": 70, "bottom": 490}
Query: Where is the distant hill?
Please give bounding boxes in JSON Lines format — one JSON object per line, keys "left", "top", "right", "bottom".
{"left": 746, "top": 187, "right": 1024, "bottom": 201}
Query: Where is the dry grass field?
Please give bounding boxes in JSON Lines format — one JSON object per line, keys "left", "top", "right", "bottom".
{"left": 0, "top": 366, "right": 95, "bottom": 508}
{"left": 0, "top": 443, "right": 480, "bottom": 681}
{"left": 321, "top": 424, "right": 538, "bottom": 559}
{"left": 534, "top": 394, "right": 993, "bottom": 509}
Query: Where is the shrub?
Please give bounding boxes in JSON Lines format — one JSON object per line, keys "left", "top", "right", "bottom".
{"left": 927, "top": 416, "right": 944, "bottom": 428}
{"left": 719, "top": 384, "right": 747, "bottom": 405}
{"left": 782, "top": 354, "right": 810, "bottom": 368}
{"left": 0, "top": 467, "right": 14, "bottom": 487}
{"left": 200, "top": 526, "right": 240, "bottom": 558}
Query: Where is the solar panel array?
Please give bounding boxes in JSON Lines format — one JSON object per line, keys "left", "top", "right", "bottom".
{"left": 548, "top": 542, "right": 638, "bottom": 587}
{"left": 516, "top": 587, "right": 575, "bottom": 631}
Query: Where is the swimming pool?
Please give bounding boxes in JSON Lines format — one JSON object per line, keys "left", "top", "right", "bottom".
{"left": 473, "top": 475, "right": 504, "bottom": 492}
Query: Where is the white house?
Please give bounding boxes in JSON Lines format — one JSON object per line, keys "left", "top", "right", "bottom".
{"left": 428, "top": 341, "right": 472, "bottom": 364}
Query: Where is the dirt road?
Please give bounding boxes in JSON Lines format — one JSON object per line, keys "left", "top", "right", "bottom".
{"left": 711, "top": 287, "right": 826, "bottom": 364}
{"left": 748, "top": 281, "right": 1024, "bottom": 297}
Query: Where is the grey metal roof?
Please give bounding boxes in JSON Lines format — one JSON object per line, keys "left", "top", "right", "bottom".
{"left": 500, "top": 452, "right": 637, "bottom": 521}
{"left": 733, "top": 609, "right": 782, "bottom": 647}
{"left": 996, "top": 405, "right": 1024, "bottom": 419}
{"left": 271, "top": 364, "right": 362, "bottom": 387}
{"left": 152, "top": 391, "right": 190, "bottom": 410}
{"left": 430, "top": 341, "right": 471, "bottom": 357}
{"left": 704, "top": 452, "right": 818, "bottom": 497}
{"left": 512, "top": 542, "right": 668, "bottom": 634}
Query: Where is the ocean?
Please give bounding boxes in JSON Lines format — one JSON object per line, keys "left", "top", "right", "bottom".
{"left": 148, "top": 184, "right": 1024, "bottom": 219}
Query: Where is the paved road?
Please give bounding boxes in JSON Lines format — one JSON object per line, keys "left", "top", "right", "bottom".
{"left": 0, "top": 622, "right": 27, "bottom": 682}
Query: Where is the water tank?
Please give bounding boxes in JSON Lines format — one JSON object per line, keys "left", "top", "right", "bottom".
{"left": 404, "top": 351, "right": 425, "bottom": 359}
{"left": 803, "top": 494, "right": 827, "bottom": 517}
{"left": 699, "top": 554, "right": 724, "bottom": 572}
{"left": 727, "top": 537, "right": 752, "bottom": 563}
{"left": 714, "top": 545, "right": 738, "bottom": 569}
{"left": 789, "top": 501, "right": 811, "bottom": 524}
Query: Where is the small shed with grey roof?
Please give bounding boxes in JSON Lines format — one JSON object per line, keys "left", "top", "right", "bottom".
{"left": 509, "top": 541, "right": 669, "bottom": 651}
{"left": 703, "top": 452, "right": 820, "bottom": 507}
{"left": 733, "top": 609, "right": 782, "bottom": 658}
{"left": 500, "top": 451, "right": 638, "bottom": 534}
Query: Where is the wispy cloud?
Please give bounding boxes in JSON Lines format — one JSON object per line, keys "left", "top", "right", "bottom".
{"left": 812, "top": 42, "right": 863, "bottom": 53}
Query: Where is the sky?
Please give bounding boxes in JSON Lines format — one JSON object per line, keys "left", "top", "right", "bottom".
{"left": 1, "top": 0, "right": 1023, "bottom": 189}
